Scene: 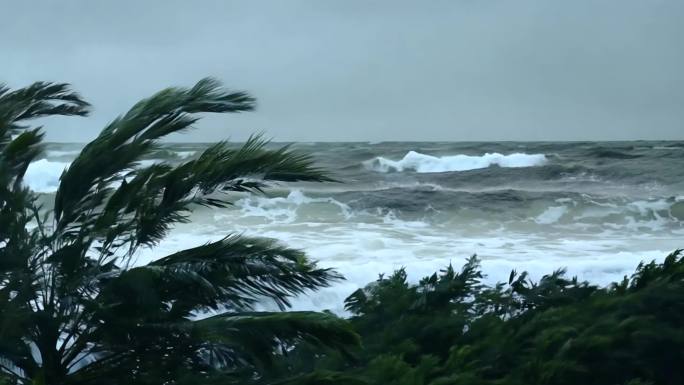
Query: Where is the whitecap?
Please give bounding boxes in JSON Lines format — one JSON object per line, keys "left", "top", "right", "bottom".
{"left": 234, "top": 190, "right": 352, "bottom": 224}
{"left": 535, "top": 206, "right": 568, "bottom": 224}
{"left": 365, "top": 151, "right": 547, "bottom": 173}
{"left": 24, "top": 159, "right": 69, "bottom": 193}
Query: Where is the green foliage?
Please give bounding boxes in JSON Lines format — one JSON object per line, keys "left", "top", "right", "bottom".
{"left": 0, "top": 79, "right": 357, "bottom": 384}
{"left": 289, "top": 251, "right": 684, "bottom": 385}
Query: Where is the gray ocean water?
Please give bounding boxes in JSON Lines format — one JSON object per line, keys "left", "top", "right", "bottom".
{"left": 33, "top": 141, "right": 684, "bottom": 312}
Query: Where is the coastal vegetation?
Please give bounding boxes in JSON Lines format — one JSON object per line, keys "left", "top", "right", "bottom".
{"left": 1, "top": 80, "right": 682, "bottom": 385}
{"left": 283, "top": 252, "right": 684, "bottom": 385}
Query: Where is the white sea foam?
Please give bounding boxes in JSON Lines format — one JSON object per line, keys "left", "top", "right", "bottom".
{"left": 627, "top": 199, "right": 672, "bottom": 217}
{"left": 25, "top": 159, "right": 69, "bottom": 193}
{"left": 365, "top": 151, "right": 547, "bottom": 173}
{"left": 535, "top": 206, "right": 568, "bottom": 224}
{"left": 138, "top": 208, "right": 679, "bottom": 315}
{"left": 381, "top": 209, "right": 430, "bottom": 228}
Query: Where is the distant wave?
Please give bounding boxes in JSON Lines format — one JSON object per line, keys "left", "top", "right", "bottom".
{"left": 364, "top": 151, "right": 547, "bottom": 173}
{"left": 332, "top": 186, "right": 684, "bottom": 227}
{"left": 47, "top": 150, "right": 81, "bottom": 157}
{"left": 175, "top": 151, "right": 196, "bottom": 159}
{"left": 586, "top": 148, "right": 642, "bottom": 159}
{"left": 232, "top": 190, "right": 352, "bottom": 224}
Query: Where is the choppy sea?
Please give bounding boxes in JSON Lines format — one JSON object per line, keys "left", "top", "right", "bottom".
{"left": 32, "top": 141, "right": 684, "bottom": 313}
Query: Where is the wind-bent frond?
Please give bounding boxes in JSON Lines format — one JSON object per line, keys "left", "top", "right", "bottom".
{"left": 0, "top": 81, "right": 89, "bottom": 191}
{"left": 0, "top": 81, "right": 89, "bottom": 385}
{"left": 59, "top": 135, "right": 331, "bottom": 254}
{"left": 266, "top": 371, "right": 368, "bottom": 385}
{"left": 2, "top": 128, "right": 45, "bottom": 191}
{"left": 50, "top": 79, "right": 331, "bottom": 258}
{"left": 192, "top": 311, "right": 360, "bottom": 368}
{"left": 146, "top": 234, "right": 342, "bottom": 312}
{"left": 0, "top": 81, "right": 89, "bottom": 131}
{"left": 53, "top": 77, "right": 255, "bottom": 228}
{"left": 90, "top": 234, "right": 341, "bottom": 324}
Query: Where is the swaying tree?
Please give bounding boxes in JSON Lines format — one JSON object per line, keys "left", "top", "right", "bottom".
{"left": 0, "top": 79, "right": 358, "bottom": 385}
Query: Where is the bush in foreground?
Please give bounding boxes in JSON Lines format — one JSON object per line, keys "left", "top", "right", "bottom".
{"left": 286, "top": 251, "right": 684, "bottom": 385}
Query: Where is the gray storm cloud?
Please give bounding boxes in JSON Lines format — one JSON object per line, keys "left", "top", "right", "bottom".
{"left": 2, "top": 0, "right": 683, "bottom": 142}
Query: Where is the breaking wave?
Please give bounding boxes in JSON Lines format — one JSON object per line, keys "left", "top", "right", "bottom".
{"left": 24, "top": 158, "right": 165, "bottom": 193}
{"left": 25, "top": 159, "right": 69, "bottom": 193}
{"left": 232, "top": 190, "right": 353, "bottom": 224}
{"left": 364, "top": 151, "right": 547, "bottom": 173}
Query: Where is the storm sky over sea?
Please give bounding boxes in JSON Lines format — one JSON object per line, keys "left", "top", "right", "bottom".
{"left": 2, "top": 0, "right": 683, "bottom": 142}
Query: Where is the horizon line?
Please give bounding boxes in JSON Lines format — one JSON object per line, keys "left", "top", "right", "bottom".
{"left": 43, "top": 139, "right": 684, "bottom": 145}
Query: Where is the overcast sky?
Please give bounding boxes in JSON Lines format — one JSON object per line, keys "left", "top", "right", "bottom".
{"left": 2, "top": 0, "right": 683, "bottom": 142}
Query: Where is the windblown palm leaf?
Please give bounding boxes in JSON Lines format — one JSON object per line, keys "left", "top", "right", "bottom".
{"left": 0, "top": 79, "right": 357, "bottom": 385}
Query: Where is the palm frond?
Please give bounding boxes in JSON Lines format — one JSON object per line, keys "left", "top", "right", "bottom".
{"left": 266, "top": 371, "right": 368, "bottom": 385}
{"left": 67, "top": 135, "right": 332, "bottom": 253}
{"left": 193, "top": 311, "right": 360, "bottom": 368}
{"left": 96, "top": 234, "right": 342, "bottom": 315}
{"left": 2, "top": 128, "right": 45, "bottom": 190}
{"left": 0, "top": 81, "right": 89, "bottom": 129}
{"left": 53, "top": 77, "right": 255, "bottom": 227}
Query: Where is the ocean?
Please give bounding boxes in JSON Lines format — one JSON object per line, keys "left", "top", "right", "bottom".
{"left": 31, "top": 141, "right": 684, "bottom": 313}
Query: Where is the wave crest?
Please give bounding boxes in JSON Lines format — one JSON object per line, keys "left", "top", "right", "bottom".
{"left": 364, "top": 151, "right": 547, "bottom": 173}
{"left": 25, "top": 159, "right": 69, "bottom": 193}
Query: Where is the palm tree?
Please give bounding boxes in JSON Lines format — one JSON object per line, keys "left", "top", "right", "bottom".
{"left": 0, "top": 79, "right": 358, "bottom": 384}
